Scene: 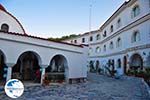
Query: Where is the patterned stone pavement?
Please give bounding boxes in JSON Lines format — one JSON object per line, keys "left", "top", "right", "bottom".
{"left": 0, "top": 73, "right": 150, "bottom": 100}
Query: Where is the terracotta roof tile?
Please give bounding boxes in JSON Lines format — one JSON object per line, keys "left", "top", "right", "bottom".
{"left": 0, "top": 4, "right": 6, "bottom": 12}
{"left": 0, "top": 31, "right": 83, "bottom": 48}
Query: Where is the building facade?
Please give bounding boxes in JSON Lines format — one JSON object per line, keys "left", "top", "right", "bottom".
{"left": 63, "top": 0, "right": 150, "bottom": 75}
{"left": 0, "top": 4, "right": 88, "bottom": 84}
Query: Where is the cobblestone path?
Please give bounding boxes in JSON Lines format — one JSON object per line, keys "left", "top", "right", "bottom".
{"left": 0, "top": 73, "right": 149, "bottom": 100}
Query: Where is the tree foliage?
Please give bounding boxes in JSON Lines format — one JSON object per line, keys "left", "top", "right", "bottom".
{"left": 48, "top": 34, "right": 78, "bottom": 42}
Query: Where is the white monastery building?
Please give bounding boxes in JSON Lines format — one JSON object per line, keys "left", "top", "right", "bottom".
{"left": 0, "top": 0, "right": 150, "bottom": 85}
{"left": 0, "top": 4, "right": 88, "bottom": 84}
{"left": 63, "top": 0, "right": 150, "bottom": 75}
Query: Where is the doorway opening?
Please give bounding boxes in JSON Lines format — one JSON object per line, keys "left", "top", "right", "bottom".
{"left": 46, "top": 55, "right": 68, "bottom": 83}
{"left": 13, "top": 51, "right": 41, "bottom": 83}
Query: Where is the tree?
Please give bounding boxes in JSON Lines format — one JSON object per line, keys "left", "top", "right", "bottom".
{"left": 48, "top": 34, "right": 78, "bottom": 42}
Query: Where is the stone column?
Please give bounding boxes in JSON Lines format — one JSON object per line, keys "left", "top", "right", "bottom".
{"left": 125, "top": 54, "right": 130, "bottom": 72}
{"left": 40, "top": 65, "right": 48, "bottom": 84}
{"left": 121, "top": 58, "right": 124, "bottom": 75}
{"left": 6, "top": 63, "right": 14, "bottom": 82}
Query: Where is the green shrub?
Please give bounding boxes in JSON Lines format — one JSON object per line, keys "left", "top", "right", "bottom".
{"left": 127, "top": 69, "right": 135, "bottom": 75}
{"left": 136, "top": 70, "right": 145, "bottom": 77}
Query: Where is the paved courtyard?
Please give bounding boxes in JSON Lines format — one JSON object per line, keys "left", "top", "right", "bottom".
{"left": 0, "top": 73, "right": 150, "bottom": 100}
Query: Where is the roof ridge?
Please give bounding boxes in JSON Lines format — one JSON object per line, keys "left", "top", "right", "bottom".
{"left": 0, "top": 31, "right": 83, "bottom": 48}
{"left": 0, "top": 4, "right": 6, "bottom": 12}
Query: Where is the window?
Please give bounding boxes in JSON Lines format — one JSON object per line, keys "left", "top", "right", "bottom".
{"left": 88, "top": 47, "right": 93, "bottom": 55}
{"left": 110, "top": 25, "right": 113, "bottom": 32}
{"left": 117, "top": 18, "right": 121, "bottom": 28}
{"left": 117, "top": 59, "right": 121, "bottom": 68}
{"left": 132, "top": 5, "right": 140, "bottom": 18}
{"left": 132, "top": 31, "right": 140, "bottom": 43}
{"left": 96, "top": 47, "right": 101, "bottom": 53}
{"left": 103, "top": 45, "right": 106, "bottom": 52}
{"left": 116, "top": 37, "right": 122, "bottom": 48}
{"left": 74, "top": 40, "right": 77, "bottom": 43}
{"left": 82, "top": 38, "right": 85, "bottom": 43}
{"left": 1, "top": 23, "right": 9, "bottom": 32}
{"left": 71, "top": 40, "right": 73, "bottom": 43}
{"left": 89, "top": 36, "right": 93, "bottom": 41}
{"left": 96, "top": 34, "right": 100, "bottom": 40}
{"left": 103, "top": 31, "right": 107, "bottom": 37}
{"left": 109, "top": 41, "right": 114, "bottom": 49}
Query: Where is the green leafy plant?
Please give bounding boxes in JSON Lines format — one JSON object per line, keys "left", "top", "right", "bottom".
{"left": 127, "top": 67, "right": 150, "bottom": 86}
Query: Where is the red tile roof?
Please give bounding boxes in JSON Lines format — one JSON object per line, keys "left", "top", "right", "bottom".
{"left": 0, "top": 4, "right": 6, "bottom": 12}
{"left": 0, "top": 31, "right": 84, "bottom": 48}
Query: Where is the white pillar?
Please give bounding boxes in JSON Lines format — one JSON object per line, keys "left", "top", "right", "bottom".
{"left": 40, "top": 65, "right": 48, "bottom": 84}
{"left": 6, "top": 67, "right": 12, "bottom": 81}
{"left": 6, "top": 63, "right": 14, "bottom": 82}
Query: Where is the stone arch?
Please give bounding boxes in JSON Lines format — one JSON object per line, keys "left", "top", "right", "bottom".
{"left": 0, "top": 49, "right": 6, "bottom": 63}
{"left": 95, "top": 60, "right": 99, "bottom": 72}
{"left": 46, "top": 54, "right": 68, "bottom": 82}
{"left": 12, "top": 51, "right": 42, "bottom": 83}
{"left": 0, "top": 49, "right": 7, "bottom": 82}
{"left": 15, "top": 51, "right": 42, "bottom": 66}
{"left": 129, "top": 53, "right": 143, "bottom": 70}
{"left": 123, "top": 56, "right": 127, "bottom": 74}
{"left": 117, "top": 59, "right": 121, "bottom": 68}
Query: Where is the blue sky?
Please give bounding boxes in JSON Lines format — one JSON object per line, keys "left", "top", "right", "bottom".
{"left": 0, "top": 0, "right": 126, "bottom": 38}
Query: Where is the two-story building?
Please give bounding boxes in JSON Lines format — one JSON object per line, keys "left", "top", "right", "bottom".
{"left": 63, "top": 0, "right": 150, "bottom": 75}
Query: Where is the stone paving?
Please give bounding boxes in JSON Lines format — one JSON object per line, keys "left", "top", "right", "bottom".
{"left": 0, "top": 73, "right": 150, "bottom": 100}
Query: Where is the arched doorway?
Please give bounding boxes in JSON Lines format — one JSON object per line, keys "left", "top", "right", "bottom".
{"left": 109, "top": 59, "right": 115, "bottom": 71}
{"left": 89, "top": 60, "right": 94, "bottom": 72}
{"left": 130, "top": 53, "right": 143, "bottom": 70}
{"left": 46, "top": 55, "right": 68, "bottom": 82}
{"left": 95, "top": 60, "right": 99, "bottom": 72}
{"left": 0, "top": 50, "right": 6, "bottom": 83}
{"left": 117, "top": 59, "right": 121, "bottom": 68}
{"left": 13, "top": 51, "right": 41, "bottom": 83}
{"left": 123, "top": 56, "right": 127, "bottom": 74}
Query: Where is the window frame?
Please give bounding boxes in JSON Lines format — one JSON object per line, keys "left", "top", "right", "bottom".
{"left": 89, "top": 36, "right": 93, "bottom": 42}
{"left": 103, "top": 45, "right": 106, "bottom": 52}
{"left": 117, "top": 18, "right": 121, "bottom": 28}
{"left": 103, "top": 31, "right": 107, "bottom": 37}
{"left": 132, "top": 5, "right": 140, "bottom": 18}
{"left": 109, "top": 41, "right": 114, "bottom": 49}
{"left": 82, "top": 38, "right": 85, "bottom": 43}
{"left": 110, "top": 25, "right": 114, "bottom": 33}
{"left": 96, "top": 46, "right": 101, "bottom": 53}
{"left": 96, "top": 34, "right": 100, "bottom": 40}
{"left": 1, "top": 23, "right": 9, "bottom": 32}
{"left": 116, "top": 37, "right": 121, "bottom": 48}
{"left": 74, "top": 40, "right": 77, "bottom": 43}
{"left": 88, "top": 47, "right": 93, "bottom": 55}
{"left": 132, "top": 31, "right": 140, "bottom": 43}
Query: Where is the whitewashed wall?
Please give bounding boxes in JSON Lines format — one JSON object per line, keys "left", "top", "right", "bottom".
{"left": 0, "top": 10, "right": 25, "bottom": 34}
{"left": 0, "top": 32, "right": 87, "bottom": 81}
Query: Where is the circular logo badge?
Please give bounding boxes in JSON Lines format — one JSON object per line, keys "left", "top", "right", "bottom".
{"left": 4, "top": 79, "right": 24, "bottom": 98}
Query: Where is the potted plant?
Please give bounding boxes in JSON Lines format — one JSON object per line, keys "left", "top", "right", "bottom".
{"left": 42, "top": 74, "right": 50, "bottom": 86}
